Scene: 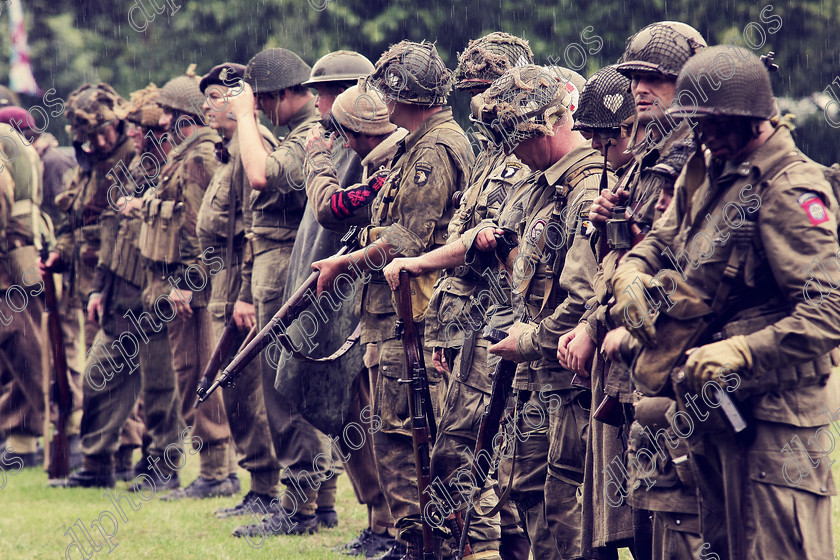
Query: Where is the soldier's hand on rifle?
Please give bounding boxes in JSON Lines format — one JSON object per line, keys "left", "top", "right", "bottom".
{"left": 603, "top": 326, "right": 630, "bottom": 363}
{"left": 567, "top": 325, "right": 595, "bottom": 377}
{"left": 432, "top": 348, "right": 451, "bottom": 374}
{"left": 87, "top": 293, "right": 103, "bottom": 323}
{"left": 232, "top": 300, "right": 256, "bottom": 331}
{"left": 384, "top": 257, "right": 425, "bottom": 290}
{"left": 589, "top": 188, "right": 628, "bottom": 225}
{"left": 684, "top": 336, "right": 752, "bottom": 393}
{"left": 312, "top": 255, "right": 348, "bottom": 296}
{"left": 488, "top": 322, "right": 529, "bottom": 362}
{"left": 39, "top": 250, "right": 60, "bottom": 277}
{"left": 475, "top": 227, "right": 503, "bottom": 251}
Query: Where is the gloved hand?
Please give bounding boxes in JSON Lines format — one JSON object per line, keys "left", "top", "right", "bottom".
{"left": 684, "top": 335, "right": 752, "bottom": 393}
{"left": 611, "top": 264, "right": 658, "bottom": 347}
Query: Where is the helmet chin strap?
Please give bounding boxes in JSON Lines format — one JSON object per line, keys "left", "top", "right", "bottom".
{"left": 600, "top": 139, "right": 612, "bottom": 192}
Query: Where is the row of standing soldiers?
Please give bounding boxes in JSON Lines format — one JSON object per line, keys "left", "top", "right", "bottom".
{"left": 1, "top": 20, "right": 838, "bottom": 560}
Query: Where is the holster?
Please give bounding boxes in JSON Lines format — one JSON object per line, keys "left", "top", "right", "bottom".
{"left": 456, "top": 325, "right": 479, "bottom": 384}
{"left": 631, "top": 397, "right": 695, "bottom": 490}
{"left": 139, "top": 198, "right": 183, "bottom": 263}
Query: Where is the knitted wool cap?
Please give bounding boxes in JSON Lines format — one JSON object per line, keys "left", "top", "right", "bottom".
{"left": 330, "top": 83, "right": 396, "bottom": 136}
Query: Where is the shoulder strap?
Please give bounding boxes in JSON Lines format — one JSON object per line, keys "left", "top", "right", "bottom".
{"left": 709, "top": 151, "right": 805, "bottom": 313}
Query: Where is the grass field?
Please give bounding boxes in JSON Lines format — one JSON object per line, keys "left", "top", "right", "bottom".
{"left": 2, "top": 447, "right": 839, "bottom": 559}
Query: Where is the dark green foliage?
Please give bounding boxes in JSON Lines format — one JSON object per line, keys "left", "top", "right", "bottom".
{"left": 0, "top": 0, "right": 836, "bottom": 161}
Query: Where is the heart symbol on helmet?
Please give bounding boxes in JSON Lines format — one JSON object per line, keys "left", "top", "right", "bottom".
{"left": 603, "top": 94, "right": 623, "bottom": 114}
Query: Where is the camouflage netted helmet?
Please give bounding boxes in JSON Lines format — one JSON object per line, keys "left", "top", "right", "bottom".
{"left": 370, "top": 40, "right": 452, "bottom": 106}
{"left": 158, "top": 64, "right": 204, "bottom": 119}
{"left": 616, "top": 21, "right": 706, "bottom": 79}
{"left": 472, "top": 64, "right": 575, "bottom": 148}
{"left": 454, "top": 32, "right": 534, "bottom": 90}
{"left": 668, "top": 45, "right": 776, "bottom": 120}
{"left": 117, "top": 83, "right": 164, "bottom": 128}
{"left": 245, "top": 48, "right": 311, "bottom": 94}
{"left": 65, "top": 83, "right": 126, "bottom": 134}
{"left": 0, "top": 86, "right": 20, "bottom": 108}
{"left": 302, "top": 51, "right": 374, "bottom": 86}
{"left": 573, "top": 65, "right": 635, "bottom": 131}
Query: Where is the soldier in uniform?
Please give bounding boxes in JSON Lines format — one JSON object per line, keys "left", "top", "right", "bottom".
{"left": 470, "top": 64, "right": 603, "bottom": 560}
{"left": 312, "top": 40, "right": 473, "bottom": 558}
{"left": 383, "top": 32, "right": 533, "bottom": 560}
{"left": 582, "top": 23, "right": 707, "bottom": 559}
{"left": 109, "top": 83, "right": 172, "bottom": 481}
{"left": 613, "top": 45, "right": 840, "bottom": 560}
{"left": 0, "top": 105, "right": 83, "bottom": 472}
{"left": 112, "top": 84, "right": 187, "bottom": 492}
{"left": 39, "top": 84, "right": 136, "bottom": 485}
{"left": 275, "top": 50, "right": 402, "bottom": 551}
{"left": 59, "top": 85, "right": 171, "bottom": 488}
{"left": 302, "top": 80, "right": 407, "bottom": 556}
{"left": 226, "top": 48, "right": 331, "bottom": 536}
{"left": 138, "top": 67, "right": 235, "bottom": 499}
{"left": 195, "top": 62, "right": 284, "bottom": 518}
{"left": 555, "top": 65, "right": 641, "bottom": 559}
{"left": 0, "top": 119, "right": 47, "bottom": 468}
{"left": 0, "top": 145, "right": 45, "bottom": 471}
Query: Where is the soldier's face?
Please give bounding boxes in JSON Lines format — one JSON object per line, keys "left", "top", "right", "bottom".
{"left": 630, "top": 73, "right": 676, "bottom": 119}
{"left": 126, "top": 122, "right": 146, "bottom": 155}
{"left": 313, "top": 85, "right": 342, "bottom": 119}
{"left": 583, "top": 128, "right": 632, "bottom": 169}
{"left": 512, "top": 134, "right": 546, "bottom": 171}
{"left": 76, "top": 121, "right": 119, "bottom": 154}
{"left": 695, "top": 116, "right": 755, "bottom": 161}
{"left": 159, "top": 109, "right": 174, "bottom": 132}
{"left": 256, "top": 91, "right": 290, "bottom": 127}
{"left": 203, "top": 87, "right": 237, "bottom": 138}
{"left": 654, "top": 183, "right": 674, "bottom": 217}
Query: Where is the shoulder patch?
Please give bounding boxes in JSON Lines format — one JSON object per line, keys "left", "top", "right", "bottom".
{"left": 528, "top": 219, "right": 546, "bottom": 243}
{"left": 414, "top": 162, "right": 433, "bottom": 186}
{"left": 798, "top": 193, "right": 830, "bottom": 226}
{"left": 501, "top": 162, "right": 522, "bottom": 179}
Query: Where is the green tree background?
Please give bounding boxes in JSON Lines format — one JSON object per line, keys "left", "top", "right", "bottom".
{"left": 2, "top": 0, "right": 838, "bottom": 162}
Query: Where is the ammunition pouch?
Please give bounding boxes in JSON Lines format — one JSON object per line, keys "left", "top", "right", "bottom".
{"left": 630, "top": 397, "right": 695, "bottom": 490}
{"left": 111, "top": 216, "right": 146, "bottom": 287}
{"left": 717, "top": 310, "right": 837, "bottom": 399}
{"left": 73, "top": 223, "right": 102, "bottom": 268}
{"left": 139, "top": 198, "right": 183, "bottom": 263}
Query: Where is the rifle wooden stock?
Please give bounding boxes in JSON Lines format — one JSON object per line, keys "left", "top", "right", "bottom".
{"left": 457, "top": 327, "right": 516, "bottom": 559}
{"left": 395, "top": 270, "right": 437, "bottom": 559}
{"left": 41, "top": 244, "right": 72, "bottom": 479}
{"left": 593, "top": 393, "right": 623, "bottom": 426}
{"left": 196, "top": 226, "right": 358, "bottom": 404}
{"left": 195, "top": 319, "right": 240, "bottom": 407}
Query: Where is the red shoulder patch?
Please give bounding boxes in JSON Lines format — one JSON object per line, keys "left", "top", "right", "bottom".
{"left": 798, "top": 193, "right": 830, "bottom": 226}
